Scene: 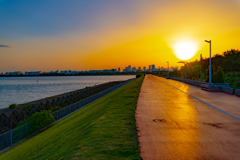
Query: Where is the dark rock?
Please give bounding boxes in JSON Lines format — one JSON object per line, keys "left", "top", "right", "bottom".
{"left": 10, "top": 110, "right": 19, "bottom": 121}
{"left": 30, "top": 105, "right": 37, "bottom": 111}
{"left": 56, "top": 97, "right": 61, "bottom": 105}
{"left": 37, "top": 102, "right": 44, "bottom": 112}
{"left": 0, "top": 113, "right": 8, "bottom": 124}
{"left": 45, "top": 103, "right": 51, "bottom": 110}
{"left": 30, "top": 108, "right": 36, "bottom": 116}
{"left": 22, "top": 107, "right": 30, "bottom": 116}
{"left": 38, "top": 105, "right": 45, "bottom": 111}
{"left": 51, "top": 99, "right": 57, "bottom": 107}
{"left": 4, "top": 116, "right": 18, "bottom": 129}
{"left": 58, "top": 101, "right": 64, "bottom": 108}
{"left": 18, "top": 111, "right": 28, "bottom": 122}
{"left": 45, "top": 100, "right": 51, "bottom": 109}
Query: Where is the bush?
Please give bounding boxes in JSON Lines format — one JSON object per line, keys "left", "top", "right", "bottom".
{"left": 136, "top": 73, "right": 142, "bottom": 78}
{"left": 212, "top": 70, "right": 224, "bottom": 83}
{"left": 18, "top": 111, "right": 55, "bottom": 135}
{"left": 233, "top": 81, "right": 240, "bottom": 89}
{"left": 9, "top": 103, "right": 18, "bottom": 109}
{"left": 50, "top": 106, "right": 61, "bottom": 112}
{"left": 212, "top": 66, "right": 224, "bottom": 83}
{"left": 24, "top": 104, "right": 32, "bottom": 110}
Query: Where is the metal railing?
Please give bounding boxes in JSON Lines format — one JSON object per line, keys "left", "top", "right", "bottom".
{"left": 0, "top": 79, "right": 133, "bottom": 152}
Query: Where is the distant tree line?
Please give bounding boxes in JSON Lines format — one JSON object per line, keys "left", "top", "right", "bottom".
{"left": 170, "top": 49, "right": 240, "bottom": 88}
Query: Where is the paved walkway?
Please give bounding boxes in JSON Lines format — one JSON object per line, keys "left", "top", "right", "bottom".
{"left": 136, "top": 75, "right": 240, "bottom": 160}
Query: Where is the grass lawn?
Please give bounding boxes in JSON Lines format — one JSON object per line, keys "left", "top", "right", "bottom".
{"left": 0, "top": 76, "right": 144, "bottom": 160}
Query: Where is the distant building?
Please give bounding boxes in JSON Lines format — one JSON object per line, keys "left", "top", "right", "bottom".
{"left": 128, "top": 65, "right": 131, "bottom": 71}
{"left": 118, "top": 68, "right": 120, "bottom": 72}
{"left": 200, "top": 54, "right": 202, "bottom": 60}
{"left": 46, "top": 70, "right": 59, "bottom": 74}
{"left": 124, "top": 65, "right": 131, "bottom": 72}
{"left": 132, "top": 67, "right": 137, "bottom": 72}
{"left": 88, "top": 70, "right": 102, "bottom": 73}
{"left": 161, "top": 67, "right": 167, "bottom": 71}
{"left": 6, "top": 71, "right": 24, "bottom": 75}
{"left": 151, "top": 64, "right": 155, "bottom": 71}
{"left": 137, "top": 67, "right": 142, "bottom": 72}
{"left": 68, "top": 70, "right": 77, "bottom": 75}
{"left": 60, "top": 71, "right": 68, "bottom": 75}
{"left": 76, "top": 71, "right": 83, "bottom": 74}
{"left": 25, "top": 71, "right": 42, "bottom": 75}
{"left": 143, "top": 67, "right": 146, "bottom": 71}
{"left": 101, "top": 69, "right": 117, "bottom": 73}
{"left": 149, "top": 65, "right": 152, "bottom": 71}
{"left": 6, "top": 72, "right": 12, "bottom": 75}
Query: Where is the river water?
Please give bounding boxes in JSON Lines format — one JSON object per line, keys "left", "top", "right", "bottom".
{"left": 0, "top": 75, "right": 135, "bottom": 109}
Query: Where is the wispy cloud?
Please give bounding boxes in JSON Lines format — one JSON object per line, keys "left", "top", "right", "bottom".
{"left": 0, "top": 44, "right": 10, "bottom": 47}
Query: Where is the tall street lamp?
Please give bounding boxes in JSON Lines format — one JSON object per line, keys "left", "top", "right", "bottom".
{"left": 205, "top": 40, "right": 212, "bottom": 85}
{"left": 166, "top": 61, "right": 169, "bottom": 79}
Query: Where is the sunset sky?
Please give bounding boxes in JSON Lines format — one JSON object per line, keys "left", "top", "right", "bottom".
{"left": 1, "top": 0, "right": 240, "bottom": 72}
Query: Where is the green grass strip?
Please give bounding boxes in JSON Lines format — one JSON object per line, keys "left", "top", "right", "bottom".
{"left": 0, "top": 76, "right": 144, "bottom": 160}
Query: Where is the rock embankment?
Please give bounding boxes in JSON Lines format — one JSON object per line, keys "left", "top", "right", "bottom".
{"left": 0, "top": 80, "right": 127, "bottom": 134}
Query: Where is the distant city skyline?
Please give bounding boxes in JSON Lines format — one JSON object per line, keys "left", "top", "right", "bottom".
{"left": 2, "top": 63, "right": 179, "bottom": 75}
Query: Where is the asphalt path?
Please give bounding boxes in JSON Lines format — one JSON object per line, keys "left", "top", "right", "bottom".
{"left": 136, "top": 75, "right": 240, "bottom": 160}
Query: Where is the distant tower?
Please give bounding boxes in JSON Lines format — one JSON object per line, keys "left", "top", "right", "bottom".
{"left": 143, "top": 67, "right": 146, "bottom": 71}
{"left": 200, "top": 54, "right": 202, "bottom": 60}
{"left": 152, "top": 64, "right": 155, "bottom": 71}
{"left": 149, "top": 65, "right": 152, "bottom": 71}
{"left": 128, "top": 65, "right": 131, "bottom": 71}
{"left": 118, "top": 68, "right": 120, "bottom": 72}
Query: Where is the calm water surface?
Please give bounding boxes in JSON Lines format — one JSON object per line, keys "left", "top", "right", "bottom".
{"left": 0, "top": 75, "right": 135, "bottom": 109}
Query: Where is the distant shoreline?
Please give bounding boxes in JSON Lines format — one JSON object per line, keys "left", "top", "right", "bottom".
{"left": 0, "top": 72, "right": 147, "bottom": 77}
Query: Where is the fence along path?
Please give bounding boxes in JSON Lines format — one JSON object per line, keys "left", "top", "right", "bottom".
{"left": 0, "top": 79, "right": 133, "bottom": 152}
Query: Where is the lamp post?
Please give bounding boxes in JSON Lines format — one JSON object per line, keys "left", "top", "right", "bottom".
{"left": 205, "top": 40, "right": 212, "bottom": 85}
{"left": 166, "top": 61, "right": 169, "bottom": 79}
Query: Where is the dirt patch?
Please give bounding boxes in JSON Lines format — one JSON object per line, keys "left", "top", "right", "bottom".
{"left": 153, "top": 119, "right": 167, "bottom": 123}
{"left": 203, "top": 123, "right": 223, "bottom": 128}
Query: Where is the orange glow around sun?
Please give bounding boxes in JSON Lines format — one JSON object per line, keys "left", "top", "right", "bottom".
{"left": 1, "top": 0, "right": 240, "bottom": 72}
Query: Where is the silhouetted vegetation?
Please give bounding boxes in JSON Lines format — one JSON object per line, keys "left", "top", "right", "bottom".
{"left": 23, "top": 104, "right": 32, "bottom": 110}
{"left": 18, "top": 111, "right": 55, "bottom": 133}
{"left": 173, "top": 49, "right": 240, "bottom": 88}
{"left": 9, "top": 103, "right": 18, "bottom": 109}
{"left": 49, "top": 106, "right": 61, "bottom": 112}
{"left": 136, "top": 73, "right": 142, "bottom": 78}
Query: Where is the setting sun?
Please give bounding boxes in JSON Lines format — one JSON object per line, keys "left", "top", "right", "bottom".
{"left": 173, "top": 42, "right": 198, "bottom": 60}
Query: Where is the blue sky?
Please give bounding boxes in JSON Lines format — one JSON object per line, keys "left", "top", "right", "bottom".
{"left": 0, "top": 0, "right": 144, "bottom": 40}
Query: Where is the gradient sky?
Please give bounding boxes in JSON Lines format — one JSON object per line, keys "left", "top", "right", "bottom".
{"left": 1, "top": 0, "right": 240, "bottom": 72}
